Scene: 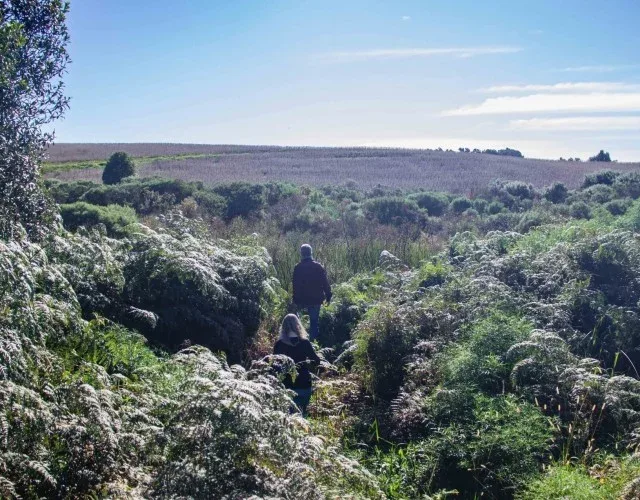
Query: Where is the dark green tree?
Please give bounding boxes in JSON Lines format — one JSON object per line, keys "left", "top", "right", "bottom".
{"left": 589, "top": 150, "right": 612, "bottom": 162}
{"left": 0, "top": 0, "right": 70, "bottom": 240}
{"left": 102, "top": 152, "right": 136, "bottom": 185}
{"left": 544, "top": 182, "right": 568, "bottom": 204}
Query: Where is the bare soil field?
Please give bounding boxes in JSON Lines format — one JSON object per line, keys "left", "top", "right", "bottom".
{"left": 46, "top": 143, "right": 640, "bottom": 192}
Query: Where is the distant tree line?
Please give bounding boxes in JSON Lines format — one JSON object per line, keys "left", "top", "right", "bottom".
{"left": 458, "top": 147, "right": 524, "bottom": 158}
{"left": 559, "top": 151, "right": 613, "bottom": 163}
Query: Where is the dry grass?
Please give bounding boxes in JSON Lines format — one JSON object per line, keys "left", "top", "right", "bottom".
{"left": 46, "top": 143, "right": 640, "bottom": 192}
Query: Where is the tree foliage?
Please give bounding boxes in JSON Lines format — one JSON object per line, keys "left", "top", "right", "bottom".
{"left": 102, "top": 152, "right": 136, "bottom": 185}
{"left": 0, "top": 0, "right": 70, "bottom": 239}
{"left": 589, "top": 150, "right": 612, "bottom": 162}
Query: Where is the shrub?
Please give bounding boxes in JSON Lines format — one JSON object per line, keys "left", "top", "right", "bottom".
{"left": 487, "top": 181, "right": 530, "bottom": 210}
{"left": 59, "top": 202, "right": 137, "bottom": 236}
{"left": 473, "top": 198, "right": 489, "bottom": 214}
{"left": 463, "top": 208, "right": 479, "bottom": 218}
{"left": 102, "top": 152, "right": 136, "bottom": 185}
{"left": 516, "top": 211, "right": 555, "bottom": 234}
{"left": 613, "top": 171, "right": 640, "bottom": 199}
{"left": 179, "top": 196, "right": 198, "bottom": 218}
{"left": 81, "top": 178, "right": 198, "bottom": 214}
{"left": 354, "top": 305, "right": 420, "bottom": 401}
{"left": 122, "top": 226, "right": 274, "bottom": 363}
{"left": 504, "top": 181, "right": 536, "bottom": 200}
{"left": 45, "top": 179, "right": 97, "bottom": 204}
{"left": 583, "top": 169, "right": 619, "bottom": 187}
{"left": 450, "top": 197, "right": 473, "bottom": 214}
{"left": 580, "top": 184, "right": 615, "bottom": 204}
{"left": 441, "top": 312, "right": 533, "bottom": 394}
{"left": 544, "top": 182, "right": 568, "bottom": 204}
{"left": 605, "top": 199, "right": 632, "bottom": 216}
{"left": 364, "top": 197, "right": 421, "bottom": 225}
{"left": 570, "top": 201, "right": 592, "bottom": 219}
{"left": 410, "top": 191, "right": 449, "bottom": 216}
{"left": 482, "top": 212, "right": 521, "bottom": 232}
{"left": 372, "top": 395, "right": 552, "bottom": 498}
{"left": 264, "top": 181, "right": 298, "bottom": 205}
{"left": 488, "top": 200, "right": 505, "bottom": 214}
{"left": 135, "top": 177, "right": 197, "bottom": 200}
{"left": 213, "top": 182, "right": 265, "bottom": 218}
{"left": 193, "top": 190, "right": 226, "bottom": 217}
{"left": 415, "top": 260, "right": 449, "bottom": 288}
{"left": 464, "top": 395, "right": 553, "bottom": 494}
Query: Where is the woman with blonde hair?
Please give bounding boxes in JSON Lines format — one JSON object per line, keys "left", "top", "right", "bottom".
{"left": 274, "top": 313, "right": 321, "bottom": 416}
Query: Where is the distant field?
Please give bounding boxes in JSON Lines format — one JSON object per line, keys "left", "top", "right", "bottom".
{"left": 46, "top": 143, "right": 640, "bottom": 192}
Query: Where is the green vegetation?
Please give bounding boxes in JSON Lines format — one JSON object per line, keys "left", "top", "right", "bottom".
{"left": 102, "top": 151, "right": 136, "bottom": 184}
{"left": 42, "top": 152, "right": 219, "bottom": 174}
{"left": 4, "top": 6, "right": 640, "bottom": 496}
{"left": 59, "top": 201, "right": 138, "bottom": 236}
{"left": 5, "top": 160, "right": 640, "bottom": 498}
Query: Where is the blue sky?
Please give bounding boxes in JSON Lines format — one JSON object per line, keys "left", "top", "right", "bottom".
{"left": 53, "top": 0, "right": 640, "bottom": 160}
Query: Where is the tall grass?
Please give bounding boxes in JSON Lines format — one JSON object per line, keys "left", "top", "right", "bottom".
{"left": 267, "top": 235, "right": 434, "bottom": 291}
{"left": 46, "top": 144, "right": 640, "bottom": 191}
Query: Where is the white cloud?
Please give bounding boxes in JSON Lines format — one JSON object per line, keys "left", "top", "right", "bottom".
{"left": 481, "top": 82, "right": 640, "bottom": 93}
{"left": 510, "top": 116, "right": 640, "bottom": 131}
{"left": 316, "top": 46, "right": 522, "bottom": 63}
{"left": 402, "top": 15, "right": 411, "bottom": 21}
{"left": 561, "top": 64, "right": 640, "bottom": 73}
{"left": 443, "top": 92, "right": 640, "bottom": 116}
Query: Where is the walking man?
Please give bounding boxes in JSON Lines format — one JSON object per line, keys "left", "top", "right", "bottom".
{"left": 292, "top": 244, "right": 332, "bottom": 341}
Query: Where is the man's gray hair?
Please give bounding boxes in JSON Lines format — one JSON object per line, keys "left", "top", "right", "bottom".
{"left": 300, "top": 244, "right": 313, "bottom": 258}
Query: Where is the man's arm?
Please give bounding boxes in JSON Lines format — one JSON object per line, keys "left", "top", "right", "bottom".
{"left": 321, "top": 265, "right": 332, "bottom": 303}
{"left": 292, "top": 264, "right": 300, "bottom": 305}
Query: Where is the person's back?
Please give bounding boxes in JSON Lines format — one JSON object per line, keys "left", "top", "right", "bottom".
{"left": 273, "top": 337, "right": 318, "bottom": 389}
{"left": 293, "top": 258, "right": 331, "bottom": 306}
{"left": 292, "top": 244, "right": 331, "bottom": 341}
{"left": 273, "top": 314, "right": 320, "bottom": 416}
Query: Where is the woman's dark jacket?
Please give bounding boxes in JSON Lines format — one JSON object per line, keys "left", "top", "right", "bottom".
{"left": 273, "top": 339, "right": 320, "bottom": 389}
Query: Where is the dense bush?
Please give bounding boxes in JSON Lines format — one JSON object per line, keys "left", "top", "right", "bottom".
{"left": 473, "top": 198, "right": 489, "bottom": 214}
{"left": 193, "top": 189, "right": 227, "bottom": 216}
{"left": 410, "top": 191, "right": 449, "bottom": 216}
{"left": 45, "top": 179, "right": 98, "bottom": 204}
{"left": 583, "top": 169, "right": 619, "bottom": 187}
{"left": 488, "top": 200, "right": 506, "bottom": 214}
{"left": 59, "top": 202, "right": 138, "bottom": 236}
{"left": 605, "top": 198, "right": 632, "bottom": 216}
{"left": 364, "top": 197, "right": 422, "bottom": 225}
{"left": 102, "top": 152, "right": 136, "bottom": 184}
{"left": 449, "top": 196, "right": 473, "bottom": 214}
{"left": 578, "top": 184, "right": 616, "bottom": 203}
{"left": 613, "top": 171, "right": 640, "bottom": 199}
{"left": 570, "top": 201, "right": 592, "bottom": 219}
{"left": 544, "top": 182, "right": 568, "bottom": 204}
{"left": 504, "top": 180, "right": 536, "bottom": 199}
{"left": 213, "top": 182, "right": 266, "bottom": 218}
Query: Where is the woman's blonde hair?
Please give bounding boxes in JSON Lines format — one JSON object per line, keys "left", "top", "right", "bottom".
{"left": 279, "top": 313, "right": 308, "bottom": 344}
